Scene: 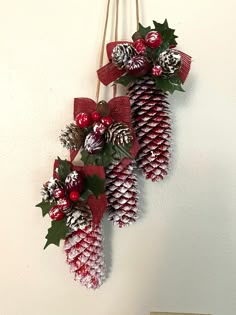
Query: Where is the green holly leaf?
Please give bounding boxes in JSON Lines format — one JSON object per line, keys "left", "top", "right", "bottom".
{"left": 81, "top": 143, "right": 114, "bottom": 167}
{"left": 152, "top": 19, "right": 178, "bottom": 53}
{"left": 84, "top": 175, "right": 105, "bottom": 199}
{"left": 36, "top": 200, "right": 56, "bottom": 217}
{"left": 138, "top": 23, "right": 151, "bottom": 38}
{"left": 115, "top": 74, "right": 138, "bottom": 87}
{"left": 80, "top": 190, "right": 92, "bottom": 202}
{"left": 57, "top": 157, "right": 71, "bottom": 181}
{"left": 154, "top": 75, "right": 184, "bottom": 94}
{"left": 113, "top": 143, "right": 133, "bottom": 160}
{"left": 44, "top": 218, "right": 69, "bottom": 249}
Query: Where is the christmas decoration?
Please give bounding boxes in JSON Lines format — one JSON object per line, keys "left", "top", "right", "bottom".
{"left": 105, "top": 122, "right": 133, "bottom": 146}
{"left": 36, "top": 158, "right": 107, "bottom": 289}
{"left": 97, "top": 19, "right": 191, "bottom": 181}
{"left": 64, "top": 224, "right": 105, "bottom": 289}
{"left": 106, "top": 161, "right": 138, "bottom": 227}
{"left": 75, "top": 112, "right": 91, "bottom": 128}
{"left": 112, "top": 43, "right": 136, "bottom": 69}
{"left": 60, "top": 123, "right": 85, "bottom": 150}
{"left": 66, "top": 201, "right": 92, "bottom": 231}
{"left": 84, "top": 132, "right": 105, "bottom": 154}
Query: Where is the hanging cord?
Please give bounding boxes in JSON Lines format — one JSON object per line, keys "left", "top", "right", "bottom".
{"left": 113, "top": 0, "right": 119, "bottom": 98}
{"left": 96, "top": 0, "right": 111, "bottom": 102}
{"left": 136, "top": 0, "right": 140, "bottom": 30}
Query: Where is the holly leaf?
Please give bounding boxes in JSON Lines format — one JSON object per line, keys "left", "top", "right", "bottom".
{"left": 81, "top": 143, "right": 114, "bottom": 167}
{"left": 84, "top": 175, "right": 105, "bottom": 199}
{"left": 80, "top": 190, "right": 92, "bottom": 202}
{"left": 113, "top": 143, "right": 133, "bottom": 160}
{"left": 36, "top": 200, "right": 56, "bottom": 217}
{"left": 57, "top": 157, "right": 71, "bottom": 181}
{"left": 138, "top": 23, "right": 151, "bottom": 38}
{"left": 44, "top": 218, "right": 69, "bottom": 249}
{"left": 153, "top": 19, "right": 178, "bottom": 53}
{"left": 154, "top": 75, "right": 184, "bottom": 94}
{"left": 115, "top": 74, "right": 138, "bottom": 87}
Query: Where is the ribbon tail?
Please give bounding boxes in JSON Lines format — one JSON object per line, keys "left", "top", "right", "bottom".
{"left": 70, "top": 149, "right": 79, "bottom": 162}
{"left": 177, "top": 50, "right": 192, "bottom": 83}
{"left": 97, "top": 63, "right": 125, "bottom": 86}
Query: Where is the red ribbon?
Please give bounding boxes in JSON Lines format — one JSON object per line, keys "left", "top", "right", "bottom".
{"left": 71, "top": 96, "right": 140, "bottom": 167}
{"left": 53, "top": 160, "right": 107, "bottom": 226}
{"left": 97, "top": 41, "right": 192, "bottom": 86}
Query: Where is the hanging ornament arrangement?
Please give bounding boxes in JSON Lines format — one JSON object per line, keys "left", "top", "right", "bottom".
{"left": 97, "top": 17, "right": 191, "bottom": 181}
{"left": 36, "top": 0, "right": 191, "bottom": 290}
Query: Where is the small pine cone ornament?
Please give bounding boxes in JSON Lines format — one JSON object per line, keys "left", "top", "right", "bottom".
{"left": 66, "top": 201, "right": 92, "bottom": 231}
{"left": 64, "top": 224, "right": 105, "bottom": 289}
{"left": 84, "top": 132, "right": 104, "bottom": 154}
{"left": 127, "top": 76, "right": 171, "bottom": 181}
{"left": 112, "top": 43, "right": 136, "bottom": 69}
{"left": 106, "top": 161, "right": 138, "bottom": 227}
{"left": 158, "top": 49, "right": 181, "bottom": 76}
{"left": 41, "top": 178, "right": 64, "bottom": 203}
{"left": 60, "top": 123, "right": 85, "bottom": 150}
{"left": 105, "top": 122, "right": 133, "bottom": 145}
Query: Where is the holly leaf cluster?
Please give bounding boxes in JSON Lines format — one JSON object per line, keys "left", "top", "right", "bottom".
{"left": 154, "top": 75, "right": 184, "bottom": 94}
{"left": 57, "top": 157, "right": 71, "bottom": 181}
{"left": 83, "top": 175, "right": 105, "bottom": 199}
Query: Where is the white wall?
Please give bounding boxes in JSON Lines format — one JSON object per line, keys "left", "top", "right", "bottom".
{"left": 1, "top": 0, "right": 235, "bottom": 314}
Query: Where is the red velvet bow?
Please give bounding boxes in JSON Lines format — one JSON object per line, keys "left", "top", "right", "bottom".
{"left": 97, "top": 41, "right": 192, "bottom": 86}
{"left": 70, "top": 96, "right": 140, "bottom": 167}
{"left": 53, "top": 160, "right": 107, "bottom": 226}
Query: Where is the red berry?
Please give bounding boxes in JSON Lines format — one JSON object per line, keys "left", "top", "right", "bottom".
{"left": 145, "top": 31, "right": 162, "bottom": 49}
{"left": 75, "top": 112, "right": 91, "bottom": 128}
{"left": 91, "top": 111, "right": 101, "bottom": 122}
{"left": 93, "top": 122, "right": 106, "bottom": 135}
{"left": 101, "top": 116, "right": 113, "bottom": 127}
{"left": 152, "top": 65, "right": 162, "bottom": 77}
{"left": 69, "top": 191, "right": 80, "bottom": 201}
{"left": 49, "top": 205, "right": 65, "bottom": 221}
{"left": 57, "top": 197, "right": 71, "bottom": 211}
{"left": 133, "top": 38, "right": 146, "bottom": 54}
{"left": 125, "top": 56, "right": 150, "bottom": 77}
{"left": 53, "top": 188, "right": 65, "bottom": 199}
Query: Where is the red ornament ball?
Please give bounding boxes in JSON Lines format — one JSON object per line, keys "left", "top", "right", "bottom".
{"left": 125, "top": 56, "right": 150, "bottom": 77}
{"left": 145, "top": 31, "right": 162, "bottom": 49}
{"left": 69, "top": 191, "right": 80, "bottom": 202}
{"left": 152, "top": 65, "right": 163, "bottom": 77}
{"left": 93, "top": 122, "right": 106, "bottom": 135}
{"left": 49, "top": 205, "right": 65, "bottom": 221}
{"left": 133, "top": 38, "right": 146, "bottom": 54}
{"left": 75, "top": 112, "right": 91, "bottom": 128}
{"left": 53, "top": 188, "right": 65, "bottom": 199}
{"left": 57, "top": 197, "right": 71, "bottom": 211}
{"left": 101, "top": 116, "right": 113, "bottom": 127}
{"left": 91, "top": 111, "right": 101, "bottom": 122}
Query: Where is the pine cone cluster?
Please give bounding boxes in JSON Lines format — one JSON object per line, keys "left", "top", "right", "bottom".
{"left": 112, "top": 44, "right": 136, "bottom": 69}
{"left": 105, "top": 122, "right": 133, "bottom": 146}
{"left": 84, "top": 132, "right": 104, "bottom": 154}
{"left": 106, "top": 161, "right": 138, "bottom": 227}
{"left": 66, "top": 201, "right": 92, "bottom": 231}
{"left": 64, "top": 224, "right": 105, "bottom": 289}
{"left": 60, "top": 123, "right": 85, "bottom": 150}
{"left": 127, "top": 76, "right": 171, "bottom": 182}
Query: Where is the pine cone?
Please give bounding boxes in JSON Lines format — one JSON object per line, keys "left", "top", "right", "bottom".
{"left": 105, "top": 122, "right": 133, "bottom": 146}
{"left": 41, "top": 178, "right": 64, "bottom": 203}
{"left": 112, "top": 43, "right": 136, "bottom": 69}
{"left": 127, "top": 76, "right": 171, "bottom": 182}
{"left": 106, "top": 161, "right": 138, "bottom": 227}
{"left": 66, "top": 201, "right": 92, "bottom": 231}
{"left": 84, "top": 132, "right": 104, "bottom": 154}
{"left": 64, "top": 224, "right": 105, "bottom": 289}
{"left": 60, "top": 123, "right": 85, "bottom": 150}
{"left": 158, "top": 49, "right": 181, "bottom": 76}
